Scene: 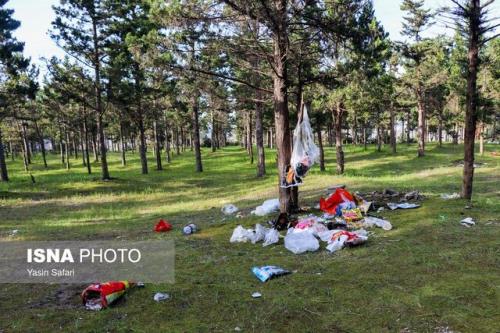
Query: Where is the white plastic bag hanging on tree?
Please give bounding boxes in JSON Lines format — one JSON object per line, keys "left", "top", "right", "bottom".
{"left": 282, "top": 105, "right": 320, "bottom": 188}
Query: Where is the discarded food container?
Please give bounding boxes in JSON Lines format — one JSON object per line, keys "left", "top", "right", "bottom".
{"left": 153, "top": 292, "right": 170, "bottom": 302}
{"left": 252, "top": 266, "right": 290, "bottom": 282}
{"left": 251, "top": 292, "right": 262, "bottom": 298}
{"left": 81, "top": 281, "right": 130, "bottom": 311}
{"left": 222, "top": 204, "right": 239, "bottom": 215}
{"left": 460, "top": 217, "right": 475, "bottom": 227}
{"left": 154, "top": 219, "right": 172, "bottom": 232}
{"left": 183, "top": 223, "right": 198, "bottom": 235}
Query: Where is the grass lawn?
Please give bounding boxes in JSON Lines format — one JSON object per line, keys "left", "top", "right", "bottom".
{"left": 0, "top": 143, "right": 499, "bottom": 332}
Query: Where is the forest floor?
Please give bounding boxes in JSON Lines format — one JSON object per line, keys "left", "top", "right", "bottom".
{"left": 0, "top": 143, "right": 499, "bottom": 332}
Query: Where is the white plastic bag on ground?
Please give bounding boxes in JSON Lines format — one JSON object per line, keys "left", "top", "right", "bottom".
{"left": 441, "top": 193, "right": 460, "bottom": 199}
{"left": 230, "top": 225, "right": 255, "bottom": 243}
{"left": 262, "top": 228, "right": 280, "bottom": 247}
{"left": 326, "top": 234, "right": 348, "bottom": 253}
{"left": 290, "top": 105, "right": 320, "bottom": 178}
{"left": 284, "top": 228, "right": 319, "bottom": 254}
{"left": 251, "top": 199, "right": 280, "bottom": 216}
{"left": 222, "top": 204, "right": 239, "bottom": 215}
{"left": 363, "top": 216, "right": 392, "bottom": 231}
{"left": 252, "top": 224, "right": 268, "bottom": 244}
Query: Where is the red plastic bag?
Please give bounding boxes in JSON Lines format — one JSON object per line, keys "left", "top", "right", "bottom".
{"left": 154, "top": 219, "right": 172, "bottom": 232}
{"left": 319, "top": 188, "right": 355, "bottom": 215}
{"left": 81, "top": 281, "right": 130, "bottom": 310}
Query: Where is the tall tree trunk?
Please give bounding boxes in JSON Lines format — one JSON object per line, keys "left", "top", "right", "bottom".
{"left": 377, "top": 124, "right": 382, "bottom": 152}
{"left": 83, "top": 118, "right": 91, "bottom": 174}
{"left": 34, "top": 121, "right": 47, "bottom": 168}
{"left": 416, "top": 88, "right": 426, "bottom": 156}
{"left": 80, "top": 124, "right": 86, "bottom": 167}
{"left": 192, "top": 94, "right": 203, "bottom": 172}
{"left": 0, "top": 126, "right": 9, "bottom": 181}
{"left": 164, "top": 115, "right": 171, "bottom": 163}
{"left": 120, "top": 122, "right": 126, "bottom": 167}
{"left": 21, "top": 122, "right": 31, "bottom": 164}
{"left": 353, "top": 111, "right": 358, "bottom": 146}
{"left": 438, "top": 109, "right": 443, "bottom": 147}
{"left": 72, "top": 133, "right": 78, "bottom": 160}
{"left": 92, "top": 17, "right": 109, "bottom": 180}
{"left": 153, "top": 120, "right": 162, "bottom": 171}
{"left": 333, "top": 102, "right": 344, "bottom": 174}
{"left": 255, "top": 89, "right": 266, "bottom": 177}
{"left": 211, "top": 112, "right": 216, "bottom": 153}
{"left": 316, "top": 119, "right": 325, "bottom": 171}
{"left": 406, "top": 110, "right": 411, "bottom": 145}
{"left": 175, "top": 127, "right": 180, "bottom": 155}
{"left": 389, "top": 104, "right": 396, "bottom": 154}
{"left": 272, "top": 4, "right": 293, "bottom": 213}
{"left": 461, "top": 0, "right": 480, "bottom": 200}
{"left": 18, "top": 123, "right": 29, "bottom": 172}
{"left": 138, "top": 114, "right": 148, "bottom": 174}
{"left": 59, "top": 128, "right": 65, "bottom": 165}
{"left": 247, "top": 111, "right": 254, "bottom": 164}
{"left": 65, "top": 131, "right": 71, "bottom": 170}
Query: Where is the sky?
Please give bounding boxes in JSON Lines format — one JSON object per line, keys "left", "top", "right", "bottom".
{"left": 6, "top": 0, "right": 499, "bottom": 69}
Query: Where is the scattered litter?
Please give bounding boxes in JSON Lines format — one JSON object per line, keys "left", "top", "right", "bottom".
{"left": 452, "top": 159, "right": 486, "bottom": 168}
{"left": 182, "top": 223, "right": 198, "bottom": 235}
{"left": 326, "top": 230, "right": 368, "bottom": 253}
{"left": 387, "top": 202, "right": 420, "bottom": 210}
{"left": 81, "top": 281, "right": 130, "bottom": 311}
{"left": 136, "top": 282, "right": 145, "bottom": 288}
{"left": 153, "top": 292, "right": 170, "bottom": 302}
{"left": 252, "top": 266, "right": 291, "bottom": 282}
{"left": 441, "top": 193, "right": 460, "bottom": 199}
{"left": 383, "top": 188, "right": 399, "bottom": 196}
{"left": 319, "top": 188, "right": 356, "bottom": 215}
{"left": 327, "top": 184, "right": 346, "bottom": 191}
{"left": 252, "top": 224, "right": 268, "bottom": 244}
{"left": 262, "top": 228, "right": 279, "bottom": 247}
{"left": 230, "top": 225, "right": 255, "bottom": 243}
{"left": 281, "top": 105, "right": 319, "bottom": 188}
{"left": 314, "top": 203, "right": 320, "bottom": 209}
{"left": 234, "top": 327, "right": 242, "bottom": 331}
{"left": 284, "top": 228, "right": 319, "bottom": 254}
{"left": 251, "top": 292, "right": 262, "bottom": 298}
{"left": 251, "top": 198, "right": 280, "bottom": 216}
{"left": 221, "top": 204, "right": 239, "bottom": 215}
{"left": 9, "top": 229, "right": 19, "bottom": 236}
{"left": 363, "top": 216, "right": 392, "bottom": 230}
{"left": 341, "top": 208, "right": 363, "bottom": 221}
{"left": 404, "top": 191, "right": 421, "bottom": 201}
{"left": 377, "top": 207, "right": 385, "bottom": 212}
{"left": 154, "top": 219, "right": 172, "bottom": 232}
{"left": 460, "top": 217, "right": 475, "bottom": 227}
{"left": 268, "top": 212, "right": 295, "bottom": 230}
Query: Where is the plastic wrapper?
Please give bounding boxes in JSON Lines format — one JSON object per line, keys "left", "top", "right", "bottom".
{"left": 252, "top": 224, "right": 268, "bottom": 244}
{"left": 341, "top": 208, "right": 363, "bottom": 221}
{"left": 262, "top": 228, "right": 280, "bottom": 247}
{"left": 363, "top": 216, "right": 392, "bottom": 230}
{"left": 154, "top": 219, "right": 172, "bottom": 232}
{"left": 221, "top": 204, "right": 239, "bottom": 215}
{"left": 252, "top": 265, "right": 290, "bottom": 282}
{"left": 230, "top": 225, "right": 255, "bottom": 243}
{"left": 251, "top": 199, "right": 280, "bottom": 216}
{"left": 282, "top": 106, "right": 319, "bottom": 188}
{"left": 81, "top": 281, "right": 130, "bottom": 311}
{"left": 319, "top": 188, "right": 356, "bottom": 215}
{"left": 284, "top": 228, "right": 320, "bottom": 254}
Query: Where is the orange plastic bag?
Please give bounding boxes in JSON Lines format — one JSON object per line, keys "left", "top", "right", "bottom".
{"left": 81, "top": 281, "right": 130, "bottom": 310}
{"left": 319, "top": 188, "right": 355, "bottom": 215}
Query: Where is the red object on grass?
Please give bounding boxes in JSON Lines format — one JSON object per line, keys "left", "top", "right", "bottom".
{"left": 81, "top": 281, "right": 130, "bottom": 309}
{"left": 154, "top": 219, "right": 172, "bottom": 232}
{"left": 319, "top": 188, "right": 355, "bottom": 215}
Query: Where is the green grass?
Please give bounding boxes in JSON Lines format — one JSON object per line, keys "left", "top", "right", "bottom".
{"left": 0, "top": 143, "right": 499, "bottom": 332}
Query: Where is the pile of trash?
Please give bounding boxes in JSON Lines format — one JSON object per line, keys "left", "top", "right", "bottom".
{"left": 230, "top": 187, "right": 396, "bottom": 255}
{"left": 354, "top": 189, "right": 423, "bottom": 211}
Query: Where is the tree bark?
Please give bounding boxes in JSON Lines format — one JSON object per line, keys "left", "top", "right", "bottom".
{"left": 333, "top": 102, "right": 344, "bottom": 174}
{"left": 247, "top": 111, "right": 254, "bottom": 164}
{"left": 138, "top": 114, "right": 148, "bottom": 174}
{"left": 416, "top": 88, "right": 426, "bottom": 156}
{"left": 479, "top": 123, "right": 484, "bottom": 156}
{"left": 0, "top": 126, "right": 9, "bottom": 181}
{"left": 255, "top": 89, "right": 266, "bottom": 177}
{"left": 65, "top": 130, "right": 71, "bottom": 170}
{"left": 153, "top": 120, "right": 162, "bottom": 171}
{"left": 21, "top": 122, "right": 31, "bottom": 164}
{"left": 211, "top": 111, "right": 216, "bottom": 153}
{"left": 272, "top": 2, "right": 293, "bottom": 213}
{"left": 164, "top": 114, "right": 171, "bottom": 163}
{"left": 389, "top": 104, "right": 396, "bottom": 154}
{"left": 92, "top": 16, "right": 109, "bottom": 180}
{"left": 192, "top": 94, "right": 203, "bottom": 172}
{"left": 461, "top": 0, "right": 480, "bottom": 200}
{"left": 120, "top": 122, "right": 126, "bottom": 166}
{"left": 34, "top": 121, "right": 47, "bottom": 168}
